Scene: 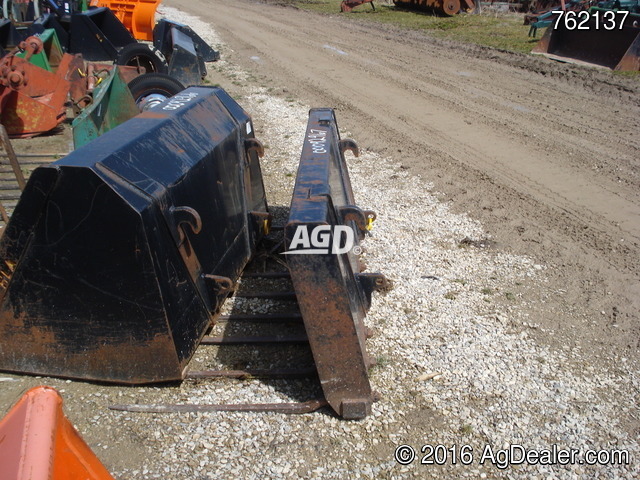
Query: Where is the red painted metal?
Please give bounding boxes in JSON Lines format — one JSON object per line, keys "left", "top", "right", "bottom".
{"left": 394, "top": 0, "right": 477, "bottom": 16}
{"left": 0, "top": 34, "right": 147, "bottom": 138}
{"left": 0, "top": 37, "right": 71, "bottom": 138}
{"left": 341, "top": 0, "right": 375, "bottom": 12}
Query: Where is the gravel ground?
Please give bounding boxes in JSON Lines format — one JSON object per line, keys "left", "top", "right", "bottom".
{"left": 114, "top": 7, "right": 640, "bottom": 478}
{"left": 0, "top": 5, "right": 638, "bottom": 480}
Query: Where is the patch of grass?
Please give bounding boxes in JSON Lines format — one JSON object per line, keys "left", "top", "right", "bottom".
{"left": 444, "top": 291, "right": 457, "bottom": 300}
{"left": 613, "top": 70, "right": 640, "bottom": 78}
{"left": 452, "top": 278, "right": 467, "bottom": 286}
{"left": 459, "top": 424, "right": 473, "bottom": 435}
{"left": 481, "top": 287, "right": 493, "bottom": 295}
{"left": 288, "top": 1, "right": 536, "bottom": 53}
{"left": 376, "top": 355, "right": 390, "bottom": 368}
{"left": 504, "top": 291, "right": 516, "bottom": 301}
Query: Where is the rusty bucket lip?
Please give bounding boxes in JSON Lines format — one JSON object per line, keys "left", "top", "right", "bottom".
{"left": 0, "top": 86, "right": 268, "bottom": 385}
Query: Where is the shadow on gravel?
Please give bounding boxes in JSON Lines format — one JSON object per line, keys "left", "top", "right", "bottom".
{"left": 211, "top": 204, "right": 332, "bottom": 415}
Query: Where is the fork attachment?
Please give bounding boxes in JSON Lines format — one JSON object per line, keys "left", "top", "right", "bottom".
{"left": 285, "top": 108, "right": 389, "bottom": 419}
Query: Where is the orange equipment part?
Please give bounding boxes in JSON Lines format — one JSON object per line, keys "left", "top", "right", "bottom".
{"left": 0, "top": 386, "right": 116, "bottom": 480}
{"left": 90, "top": 0, "right": 161, "bottom": 41}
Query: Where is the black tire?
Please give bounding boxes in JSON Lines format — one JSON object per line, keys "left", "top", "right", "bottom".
{"left": 116, "top": 43, "right": 168, "bottom": 75}
{"left": 127, "top": 73, "right": 185, "bottom": 111}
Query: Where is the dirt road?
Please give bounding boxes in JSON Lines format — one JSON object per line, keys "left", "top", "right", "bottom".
{"left": 171, "top": 0, "right": 639, "bottom": 360}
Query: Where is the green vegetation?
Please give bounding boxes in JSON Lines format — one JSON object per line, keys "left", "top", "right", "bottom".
{"left": 613, "top": 69, "right": 640, "bottom": 78}
{"left": 459, "top": 424, "right": 474, "bottom": 434}
{"left": 376, "top": 355, "right": 390, "bottom": 368}
{"left": 444, "top": 291, "right": 458, "bottom": 300}
{"left": 504, "top": 291, "right": 516, "bottom": 301}
{"left": 287, "top": 0, "right": 538, "bottom": 54}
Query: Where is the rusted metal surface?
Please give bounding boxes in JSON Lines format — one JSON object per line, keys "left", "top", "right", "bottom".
{"left": 68, "top": 63, "right": 142, "bottom": 112}
{"left": 15, "top": 28, "right": 64, "bottom": 71}
{"left": 0, "top": 201, "right": 8, "bottom": 223}
{"left": 186, "top": 368, "right": 317, "bottom": 379}
{"left": 532, "top": 11, "right": 640, "bottom": 71}
{"left": 284, "top": 108, "right": 389, "bottom": 420}
{"left": 0, "top": 86, "right": 269, "bottom": 384}
{"left": 57, "top": 52, "right": 87, "bottom": 99}
{"left": 0, "top": 37, "right": 70, "bottom": 138}
{"left": 200, "top": 334, "right": 310, "bottom": 345}
{"left": 217, "top": 312, "right": 303, "bottom": 322}
{"left": 101, "top": 163, "right": 386, "bottom": 417}
{"left": 0, "top": 31, "right": 144, "bottom": 140}
{"left": 393, "top": 0, "right": 477, "bottom": 15}
{"left": 340, "top": 0, "right": 375, "bottom": 13}
{"left": 109, "top": 399, "right": 328, "bottom": 414}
